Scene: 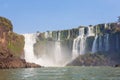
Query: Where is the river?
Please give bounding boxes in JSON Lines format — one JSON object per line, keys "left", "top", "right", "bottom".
{"left": 0, "top": 66, "right": 120, "bottom": 80}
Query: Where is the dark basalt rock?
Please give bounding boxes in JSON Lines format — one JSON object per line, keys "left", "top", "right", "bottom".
{"left": 114, "top": 64, "right": 120, "bottom": 67}
{"left": 0, "top": 50, "right": 41, "bottom": 69}
{"left": 0, "top": 58, "right": 41, "bottom": 69}
{"left": 66, "top": 54, "right": 116, "bottom": 66}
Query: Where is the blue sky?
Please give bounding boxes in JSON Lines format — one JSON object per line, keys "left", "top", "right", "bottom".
{"left": 0, "top": 0, "right": 120, "bottom": 33}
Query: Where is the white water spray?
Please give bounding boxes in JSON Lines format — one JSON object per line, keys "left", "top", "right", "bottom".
{"left": 23, "top": 33, "right": 37, "bottom": 63}
{"left": 23, "top": 32, "right": 67, "bottom": 67}
{"left": 54, "top": 32, "right": 62, "bottom": 63}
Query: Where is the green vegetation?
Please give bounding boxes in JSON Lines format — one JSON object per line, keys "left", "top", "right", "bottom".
{"left": 0, "top": 16, "right": 24, "bottom": 58}
{"left": 61, "top": 30, "right": 68, "bottom": 40}
{"left": 94, "top": 23, "right": 120, "bottom": 35}
{"left": 7, "top": 32, "right": 24, "bottom": 57}
{"left": 0, "top": 16, "right": 13, "bottom": 31}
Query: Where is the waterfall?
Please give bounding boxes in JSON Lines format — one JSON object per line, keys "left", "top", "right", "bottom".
{"left": 87, "top": 27, "right": 95, "bottom": 36}
{"left": 67, "top": 30, "right": 70, "bottom": 39}
{"left": 105, "top": 34, "right": 109, "bottom": 51}
{"left": 49, "top": 31, "right": 52, "bottom": 38}
{"left": 92, "top": 34, "right": 110, "bottom": 53}
{"left": 98, "top": 36, "right": 102, "bottom": 51}
{"left": 58, "top": 31, "right": 61, "bottom": 41}
{"left": 72, "top": 28, "right": 86, "bottom": 59}
{"left": 80, "top": 36, "right": 86, "bottom": 54}
{"left": 72, "top": 37, "right": 80, "bottom": 59}
{"left": 23, "top": 33, "right": 55, "bottom": 67}
{"left": 54, "top": 31, "right": 62, "bottom": 64}
{"left": 54, "top": 41, "right": 62, "bottom": 64}
{"left": 92, "top": 35, "right": 98, "bottom": 53}
{"left": 45, "top": 32, "right": 48, "bottom": 38}
{"left": 23, "top": 31, "right": 70, "bottom": 67}
{"left": 44, "top": 31, "right": 52, "bottom": 39}
{"left": 72, "top": 26, "right": 96, "bottom": 59}
{"left": 23, "top": 33, "right": 37, "bottom": 63}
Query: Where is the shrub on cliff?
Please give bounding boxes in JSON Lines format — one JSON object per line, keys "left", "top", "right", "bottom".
{"left": 0, "top": 16, "right": 24, "bottom": 58}
{"left": 0, "top": 16, "right": 13, "bottom": 31}
{"left": 7, "top": 32, "right": 24, "bottom": 57}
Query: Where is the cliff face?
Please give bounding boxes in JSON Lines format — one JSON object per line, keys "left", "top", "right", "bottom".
{"left": 33, "top": 22, "right": 120, "bottom": 66}
{"left": 0, "top": 16, "right": 40, "bottom": 68}
{"left": 0, "top": 16, "right": 24, "bottom": 58}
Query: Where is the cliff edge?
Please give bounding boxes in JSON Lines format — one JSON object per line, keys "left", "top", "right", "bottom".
{"left": 0, "top": 16, "right": 40, "bottom": 69}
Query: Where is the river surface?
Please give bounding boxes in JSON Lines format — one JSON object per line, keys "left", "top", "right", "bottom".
{"left": 0, "top": 66, "right": 120, "bottom": 80}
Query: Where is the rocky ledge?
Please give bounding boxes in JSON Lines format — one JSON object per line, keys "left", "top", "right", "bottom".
{"left": 0, "top": 57, "right": 41, "bottom": 69}
{"left": 0, "top": 45, "right": 41, "bottom": 69}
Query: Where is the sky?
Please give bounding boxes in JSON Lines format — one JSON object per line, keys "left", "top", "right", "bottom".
{"left": 0, "top": 0, "right": 120, "bottom": 34}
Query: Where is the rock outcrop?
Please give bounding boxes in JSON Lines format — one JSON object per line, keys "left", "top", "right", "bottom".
{"left": 66, "top": 53, "right": 116, "bottom": 66}
{"left": 0, "top": 16, "right": 41, "bottom": 69}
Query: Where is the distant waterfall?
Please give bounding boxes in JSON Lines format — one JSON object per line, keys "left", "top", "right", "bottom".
{"left": 45, "top": 31, "right": 52, "bottom": 39}
{"left": 23, "top": 34, "right": 37, "bottom": 63}
{"left": 105, "top": 34, "right": 109, "bottom": 51}
{"left": 92, "top": 34, "right": 110, "bottom": 53}
{"left": 87, "top": 26, "right": 95, "bottom": 36}
{"left": 67, "top": 30, "right": 70, "bottom": 39}
{"left": 54, "top": 31, "right": 62, "bottom": 65}
{"left": 23, "top": 23, "right": 120, "bottom": 67}
{"left": 72, "top": 28, "right": 85, "bottom": 59}
{"left": 72, "top": 26, "right": 96, "bottom": 59}
{"left": 72, "top": 38, "right": 79, "bottom": 59}
{"left": 98, "top": 36, "right": 102, "bottom": 51}
{"left": 92, "top": 35, "right": 98, "bottom": 53}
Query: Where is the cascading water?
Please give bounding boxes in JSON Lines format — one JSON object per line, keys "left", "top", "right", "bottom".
{"left": 45, "top": 31, "right": 52, "bottom": 38}
{"left": 92, "top": 35, "right": 98, "bottom": 53}
{"left": 23, "top": 33, "right": 37, "bottom": 63}
{"left": 87, "top": 27, "right": 95, "bottom": 36}
{"left": 92, "top": 34, "right": 110, "bottom": 53}
{"left": 23, "top": 24, "right": 120, "bottom": 67}
{"left": 98, "top": 36, "right": 103, "bottom": 51}
{"left": 105, "top": 34, "right": 109, "bottom": 51}
{"left": 54, "top": 31, "right": 62, "bottom": 65}
{"left": 72, "top": 28, "right": 86, "bottom": 59}
{"left": 72, "top": 36, "right": 80, "bottom": 59}
{"left": 45, "top": 32, "right": 48, "bottom": 38}
{"left": 23, "top": 31, "right": 68, "bottom": 67}
{"left": 67, "top": 30, "right": 70, "bottom": 39}
{"left": 72, "top": 26, "right": 96, "bottom": 59}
